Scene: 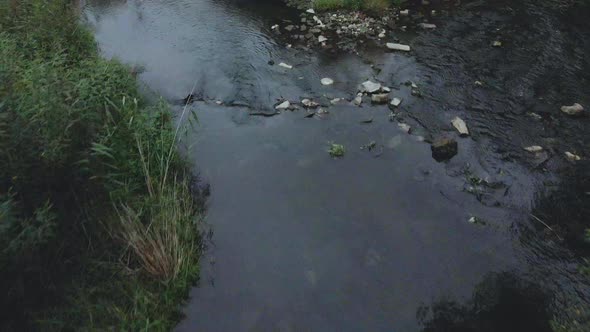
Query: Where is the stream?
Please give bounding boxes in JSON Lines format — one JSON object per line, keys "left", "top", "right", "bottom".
{"left": 84, "top": 0, "right": 590, "bottom": 330}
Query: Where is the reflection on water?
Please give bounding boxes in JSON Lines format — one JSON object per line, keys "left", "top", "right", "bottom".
{"left": 83, "top": 0, "right": 590, "bottom": 330}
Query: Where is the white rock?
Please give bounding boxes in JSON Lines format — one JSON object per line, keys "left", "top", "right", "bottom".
{"left": 381, "top": 86, "right": 391, "bottom": 92}
{"left": 565, "top": 151, "right": 581, "bottom": 161}
{"left": 321, "top": 77, "right": 334, "bottom": 85}
{"left": 278, "top": 62, "right": 292, "bottom": 69}
{"left": 451, "top": 117, "right": 469, "bottom": 136}
{"left": 524, "top": 145, "right": 543, "bottom": 153}
{"left": 378, "top": 32, "right": 386, "bottom": 38}
{"left": 390, "top": 98, "right": 402, "bottom": 107}
{"left": 361, "top": 80, "right": 382, "bottom": 93}
{"left": 215, "top": 100, "right": 223, "bottom": 105}
{"left": 419, "top": 23, "right": 437, "bottom": 29}
{"left": 561, "top": 103, "right": 584, "bottom": 116}
{"left": 301, "top": 99, "right": 319, "bottom": 108}
{"left": 493, "top": 41, "right": 502, "bottom": 47}
{"left": 371, "top": 93, "right": 389, "bottom": 104}
{"left": 400, "top": 9, "right": 409, "bottom": 16}
{"left": 271, "top": 24, "right": 279, "bottom": 30}
{"left": 353, "top": 96, "right": 362, "bottom": 106}
{"left": 398, "top": 123, "right": 411, "bottom": 133}
{"left": 306, "top": 8, "right": 315, "bottom": 14}
{"left": 275, "top": 100, "right": 290, "bottom": 110}
{"left": 318, "top": 35, "right": 328, "bottom": 43}
{"left": 330, "top": 98, "right": 342, "bottom": 105}
{"left": 387, "top": 43, "right": 411, "bottom": 51}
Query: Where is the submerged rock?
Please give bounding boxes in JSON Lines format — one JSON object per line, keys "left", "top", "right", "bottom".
{"left": 278, "top": 62, "right": 293, "bottom": 69}
{"left": 386, "top": 43, "right": 410, "bottom": 51}
{"left": 361, "top": 80, "right": 382, "bottom": 94}
{"left": 390, "top": 97, "right": 402, "bottom": 107}
{"left": 431, "top": 138, "right": 458, "bottom": 161}
{"left": 321, "top": 77, "right": 334, "bottom": 85}
{"left": 398, "top": 123, "right": 411, "bottom": 133}
{"left": 353, "top": 94, "right": 363, "bottom": 106}
{"left": 561, "top": 103, "right": 584, "bottom": 116}
{"left": 371, "top": 93, "right": 389, "bottom": 104}
{"left": 451, "top": 117, "right": 469, "bottom": 137}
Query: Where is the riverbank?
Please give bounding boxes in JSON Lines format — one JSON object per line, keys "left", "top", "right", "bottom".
{"left": 0, "top": 0, "right": 202, "bottom": 330}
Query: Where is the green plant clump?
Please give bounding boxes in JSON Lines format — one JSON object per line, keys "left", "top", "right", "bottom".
{"left": 0, "top": 0, "right": 202, "bottom": 330}
{"left": 328, "top": 143, "right": 346, "bottom": 157}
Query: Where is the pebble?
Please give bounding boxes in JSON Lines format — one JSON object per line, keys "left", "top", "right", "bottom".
{"left": 275, "top": 100, "right": 290, "bottom": 110}
{"left": 451, "top": 117, "right": 469, "bottom": 136}
{"left": 400, "top": 9, "right": 409, "bottom": 16}
{"left": 330, "top": 98, "right": 342, "bottom": 105}
{"left": 390, "top": 98, "right": 402, "bottom": 107}
{"left": 493, "top": 41, "right": 502, "bottom": 47}
{"left": 398, "top": 123, "right": 411, "bottom": 133}
{"left": 361, "top": 80, "right": 382, "bottom": 94}
{"left": 419, "top": 23, "right": 437, "bottom": 29}
{"left": 387, "top": 43, "right": 411, "bottom": 51}
{"left": 353, "top": 95, "right": 363, "bottom": 106}
{"left": 306, "top": 8, "right": 315, "bottom": 14}
{"left": 321, "top": 77, "right": 334, "bottom": 85}
{"left": 371, "top": 93, "right": 389, "bottom": 104}
{"left": 301, "top": 99, "right": 319, "bottom": 108}
{"left": 561, "top": 103, "right": 584, "bottom": 116}
{"left": 565, "top": 151, "right": 581, "bottom": 161}
{"left": 318, "top": 35, "right": 328, "bottom": 43}
{"left": 524, "top": 145, "right": 543, "bottom": 153}
{"left": 278, "top": 62, "right": 293, "bottom": 69}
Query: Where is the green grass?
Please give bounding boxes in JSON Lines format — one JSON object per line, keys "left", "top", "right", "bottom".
{"left": 0, "top": 0, "right": 202, "bottom": 330}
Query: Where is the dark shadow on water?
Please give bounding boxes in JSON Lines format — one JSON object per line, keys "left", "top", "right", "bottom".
{"left": 417, "top": 272, "right": 553, "bottom": 332}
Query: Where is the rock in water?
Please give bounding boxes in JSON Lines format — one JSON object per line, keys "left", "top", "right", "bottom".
{"left": 565, "top": 151, "right": 581, "bottom": 161}
{"left": 418, "top": 23, "right": 437, "bottom": 29}
{"left": 318, "top": 35, "right": 328, "bottom": 43}
{"left": 321, "top": 77, "right": 334, "bottom": 85}
{"left": 284, "top": 25, "right": 294, "bottom": 31}
{"left": 301, "top": 99, "right": 319, "bottom": 108}
{"left": 361, "top": 80, "right": 382, "bottom": 94}
{"left": 278, "top": 62, "right": 293, "bottom": 69}
{"left": 431, "top": 138, "right": 458, "bottom": 161}
{"left": 399, "top": 9, "right": 409, "bottom": 16}
{"left": 390, "top": 98, "right": 402, "bottom": 107}
{"left": 306, "top": 8, "right": 315, "bottom": 14}
{"left": 386, "top": 43, "right": 411, "bottom": 51}
{"left": 371, "top": 93, "right": 389, "bottom": 104}
{"left": 561, "top": 103, "right": 584, "bottom": 116}
{"left": 451, "top": 117, "right": 469, "bottom": 136}
{"left": 275, "top": 100, "right": 290, "bottom": 110}
{"left": 353, "top": 95, "right": 363, "bottom": 106}
{"left": 398, "top": 123, "right": 411, "bottom": 133}
{"left": 524, "top": 145, "right": 543, "bottom": 153}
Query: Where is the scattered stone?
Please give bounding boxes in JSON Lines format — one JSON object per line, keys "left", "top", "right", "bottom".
{"left": 528, "top": 112, "right": 543, "bottom": 120}
{"left": 451, "top": 117, "right": 469, "bottom": 137}
{"left": 493, "top": 41, "right": 502, "bottom": 47}
{"left": 431, "top": 138, "right": 458, "bottom": 161}
{"left": 278, "top": 62, "right": 293, "bottom": 69}
{"left": 317, "top": 108, "right": 329, "bottom": 115}
{"left": 321, "top": 77, "right": 334, "bottom": 85}
{"left": 386, "top": 43, "right": 411, "bottom": 52}
{"left": 474, "top": 80, "right": 484, "bottom": 86}
{"left": 353, "top": 94, "right": 363, "bottom": 106}
{"left": 381, "top": 86, "right": 391, "bottom": 92}
{"left": 271, "top": 24, "right": 279, "bottom": 31}
{"left": 390, "top": 98, "right": 402, "bottom": 107}
{"left": 215, "top": 100, "right": 223, "bottom": 105}
{"left": 378, "top": 31, "right": 386, "bottom": 38}
{"left": 361, "top": 80, "right": 382, "bottom": 94}
{"left": 565, "top": 151, "right": 581, "bottom": 161}
{"left": 398, "top": 123, "right": 411, "bottom": 133}
{"left": 524, "top": 145, "right": 543, "bottom": 153}
{"left": 300, "top": 25, "right": 307, "bottom": 32}
{"left": 371, "top": 93, "right": 389, "bottom": 104}
{"left": 360, "top": 118, "right": 373, "bottom": 124}
{"left": 419, "top": 23, "right": 437, "bottom": 29}
{"left": 306, "top": 8, "right": 315, "bottom": 14}
{"left": 330, "top": 98, "right": 342, "bottom": 104}
{"left": 301, "top": 98, "right": 319, "bottom": 108}
{"left": 560, "top": 103, "right": 584, "bottom": 116}
{"left": 318, "top": 35, "right": 328, "bottom": 43}
{"left": 275, "top": 100, "right": 290, "bottom": 110}
{"left": 399, "top": 9, "right": 409, "bottom": 16}
{"left": 285, "top": 25, "right": 294, "bottom": 31}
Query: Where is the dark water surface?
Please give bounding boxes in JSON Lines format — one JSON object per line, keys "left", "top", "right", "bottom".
{"left": 84, "top": 0, "right": 590, "bottom": 330}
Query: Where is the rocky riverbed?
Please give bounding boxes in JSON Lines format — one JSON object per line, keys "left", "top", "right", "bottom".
{"left": 84, "top": 0, "right": 590, "bottom": 330}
